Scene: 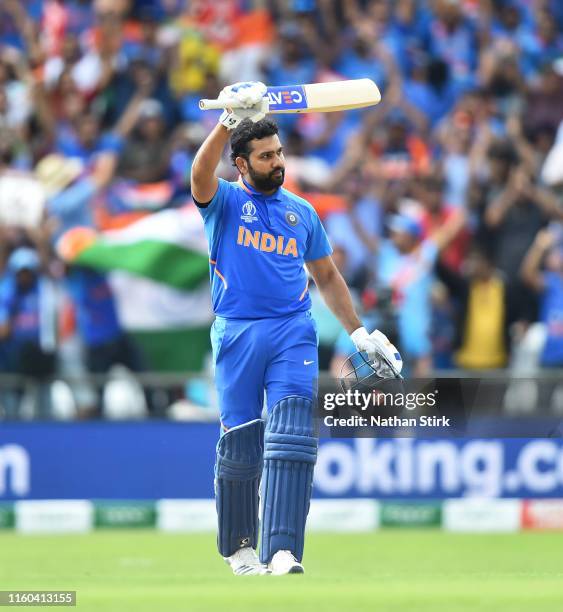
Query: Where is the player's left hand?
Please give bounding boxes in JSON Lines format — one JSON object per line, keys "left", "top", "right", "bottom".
{"left": 350, "top": 327, "right": 403, "bottom": 376}
{"left": 219, "top": 81, "right": 268, "bottom": 109}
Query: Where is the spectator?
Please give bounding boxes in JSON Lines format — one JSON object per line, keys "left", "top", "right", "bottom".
{"left": 468, "top": 139, "right": 518, "bottom": 249}
{"left": 524, "top": 61, "right": 563, "bottom": 137}
{"left": 520, "top": 9, "right": 563, "bottom": 78}
{"left": 63, "top": 264, "right": 144, "bottom": 377}
{"left": 117, "top": 98, "right": 170, "bottom": 183}
{"left": 484, "top": 163, "right": 560, "bottom": 322}
{"left": 337, "top": 106, "right": 429, "bottom": 186}
{"left": 101, "top": 57, "right": 179, "bottom": 130}
{"left": 385, "top": 0, "right": 430, "bottom": 77}
{"left": 375, "top": 210, "right": 465, "bottom": 375}
{"left": 479, "top": 41, "right": 525, "bottom": 118}
{"left": 402, "top": 57, "right": 460, "bottom": 126}
{"left": 123, "top": 8, "right": 166, "bottom": 72}
{"left": 36, "top": 153, "right": 96, "bottom": 243}
{"left": 417, "top": 173, "right": 471, "bottom": 272}
{"left": 425, "top": 0, "right": 478, "bottom": 88}
{"left": 55, "top": 108, "right": 115, "bottom": 158}
{"left": 43, "top": 33, "right": 85, "bottom": 92}
{"left": 324, "top": 177, "right": 382, "bottom": 289}
{"left": 521, "top": 226, "right": 563, "bottom": 368}
{"left": 265, "top": 24, "right": 316, "bottom": 88}
{"left": 0, "top": 247, "right": 57, "bottom": 418}
{"left": 0, "top": 49, "right": 33, "bottom": 134}
{"left": 169, "top": 122, "right": 207, "bottom": 196}
{"left": 437, "top": 246, "right": 509, "bottom": 370}
{"left": 438, "top": 109, "right": 475, "bottom": 208}
{"left": 179, "top": 72, "right": 222, "bottom": 129}
{"left": 334, "top": 27, "right": 390, "bottom": 89}
{"left": 168, "top": 27, "right": 220, "bottom": 96}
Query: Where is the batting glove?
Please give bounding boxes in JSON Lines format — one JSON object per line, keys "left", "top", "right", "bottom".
{"left": 219, "top": 98, "right": 269, "bottom": 130}
{"left": 219, "top": 81, "right": 268, "bottom": 108}
{"left": 350, "top": 327, "right": 403, "bottom": 376}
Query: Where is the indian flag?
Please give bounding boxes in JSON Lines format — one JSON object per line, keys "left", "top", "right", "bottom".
{"left": 57, "top": 205, "right": 213, "bottom": 372}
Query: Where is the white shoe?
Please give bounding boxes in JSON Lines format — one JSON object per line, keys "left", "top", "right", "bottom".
{"left": 268, "top": 550, "right": 304, "bottom": 575}
{"left": 224, "top": 547, "right": 269, "bottom": 576}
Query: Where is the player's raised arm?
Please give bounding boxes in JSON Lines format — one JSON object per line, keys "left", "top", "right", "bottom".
{"left": 190, "top": 82, "right": 269, "bottom": 205}
{"left": 190, "top": 124, "right": 230, "bottom": 204}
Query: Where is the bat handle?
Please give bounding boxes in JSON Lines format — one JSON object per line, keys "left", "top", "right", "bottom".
{"left": 199, "top": 98, "right": 242, "bottom": 110}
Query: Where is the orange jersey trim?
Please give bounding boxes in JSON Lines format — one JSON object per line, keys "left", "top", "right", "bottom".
{"left": 210, "top": 259, "right": 228, "bottom": 289}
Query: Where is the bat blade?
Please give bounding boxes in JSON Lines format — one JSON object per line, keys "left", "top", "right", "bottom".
{"left": 199, "top": 79, "right": 381, "bottom": 113}
{"left": 269, "top": 78, "right": 381, "bottom": 113}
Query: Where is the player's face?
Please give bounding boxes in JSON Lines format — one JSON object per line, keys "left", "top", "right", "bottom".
{"left": 244, "top": 135, "right": 286, "bottom": 193}
{"left": 391, "top": 229, "right": 416, "bottom": 254}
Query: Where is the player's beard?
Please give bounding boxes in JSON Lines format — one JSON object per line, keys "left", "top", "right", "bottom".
{"left": 248, "top": 163, "right": 285, "bottom": 192}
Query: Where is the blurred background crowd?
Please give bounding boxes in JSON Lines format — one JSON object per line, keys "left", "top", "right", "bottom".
{"left": 1, "top": 0, "right": 563, "bottom": 419}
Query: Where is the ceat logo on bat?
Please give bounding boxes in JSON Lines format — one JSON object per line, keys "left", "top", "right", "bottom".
{"left": 267, "top": 85, "right": 308, "bottom": 110}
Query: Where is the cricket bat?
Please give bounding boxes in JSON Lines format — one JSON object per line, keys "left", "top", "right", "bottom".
{"left": 199, "top": 78, "right": 381, "bottom": 114}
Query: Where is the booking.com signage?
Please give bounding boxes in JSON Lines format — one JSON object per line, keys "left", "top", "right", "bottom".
{"left": 1, "top": 423, "right": 563, "bottom": 500}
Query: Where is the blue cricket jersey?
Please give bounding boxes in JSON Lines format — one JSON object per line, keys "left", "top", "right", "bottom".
{"left": 196, "top": 177, "right": 332, "bottom": 318}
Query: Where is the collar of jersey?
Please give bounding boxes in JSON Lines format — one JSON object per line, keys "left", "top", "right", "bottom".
{"left": 238, "top": 176, "right": 283, "bottom": 202}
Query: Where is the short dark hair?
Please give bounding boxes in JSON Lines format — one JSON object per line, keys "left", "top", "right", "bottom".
{"left": 230, "top": 118, "right": 279, "bottom": 165}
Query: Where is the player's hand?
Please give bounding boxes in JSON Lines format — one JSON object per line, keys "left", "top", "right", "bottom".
{"left": 350, "top": 327, "right": 403, "bottom": 376}
{"left": 219, "top": 98, "right": 269, "bottom": 130}
{"left": 218, "top": 81, "right": 269, "bottom": 130}
{"left": 219, "top": 81, "right": 267, "bottom": 108}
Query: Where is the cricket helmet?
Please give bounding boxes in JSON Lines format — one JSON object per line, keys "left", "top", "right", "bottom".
{"left": 339, "top": 348, "right": 404, "bottom": 395}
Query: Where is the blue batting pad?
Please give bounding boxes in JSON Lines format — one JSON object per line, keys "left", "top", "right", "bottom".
{"left": 215, "top": 419, "right": 264, "bottom": 557}
{"left": 259, "top": 396, "right": 318, "bottom": 563}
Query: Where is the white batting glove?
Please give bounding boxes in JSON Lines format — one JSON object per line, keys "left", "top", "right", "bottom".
{"left": 350, "top": 327, "right": 403, "bottom": 376}
{"left": 219, "top": 98, "right": 269, "bottom": 130}
{"left": 219, "top": 81, "right": 268, "bottom": 108}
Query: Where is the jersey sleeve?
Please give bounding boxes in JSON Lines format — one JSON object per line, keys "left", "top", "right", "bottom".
{"left": 419, "top": 239, "right": 439, "bottom": 267}
{"left": 99, "top": 132, "right": 124, "bottom": 155}
{"left": 304, "top": 209, "right": 333, "bottom": 261}
{"left": 194, "top": 178, "right": 233, "bottom": 224}
{"left": 541, "top": 271, "right": 558, "bottom": 294}
{"left": 0, "top": 281, "right": 14, "bottom": 326}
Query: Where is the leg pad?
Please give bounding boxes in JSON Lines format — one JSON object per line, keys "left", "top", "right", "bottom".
{"left": 215, "top": 419, "right": 264, "bottom": 557}
{"left": 260, "top": 396, "right": 317, "bottom": 564}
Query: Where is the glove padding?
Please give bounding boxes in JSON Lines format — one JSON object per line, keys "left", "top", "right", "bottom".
{"left": 350, "top": 327, "right": 403, "bottom": 376}
{"left": 219, "top": 81, "right": 268, "bottom": 108}
{"left": 219, "top": 98, "right": 269, "bottom": 130}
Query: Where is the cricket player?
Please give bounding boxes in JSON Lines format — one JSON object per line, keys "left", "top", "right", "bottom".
{"left": 191, "top": 82, "right": 402, "bottom": 576}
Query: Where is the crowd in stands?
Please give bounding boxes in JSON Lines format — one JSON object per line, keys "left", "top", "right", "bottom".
{"left": 1, "top": 0, "right": 563, "bottom": 418}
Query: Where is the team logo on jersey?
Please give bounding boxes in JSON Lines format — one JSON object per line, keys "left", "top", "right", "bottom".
{"left": 285, "top": 210, "right": 299, "bottom": 226}
{"left": 241, "top": 201, "right": 258, "bottom": 223}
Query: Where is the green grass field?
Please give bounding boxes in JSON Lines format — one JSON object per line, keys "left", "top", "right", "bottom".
{"left": 1, "top": 530, "right": 562, "bottom": 611}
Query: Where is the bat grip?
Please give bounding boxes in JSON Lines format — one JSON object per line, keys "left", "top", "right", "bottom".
{"left": 199, "top": 98, "right": 242, "bottom": 110}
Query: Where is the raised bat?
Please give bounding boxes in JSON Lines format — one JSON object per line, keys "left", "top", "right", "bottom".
{"left": 199, "top": 78, "right": 381, "bottom": 114}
